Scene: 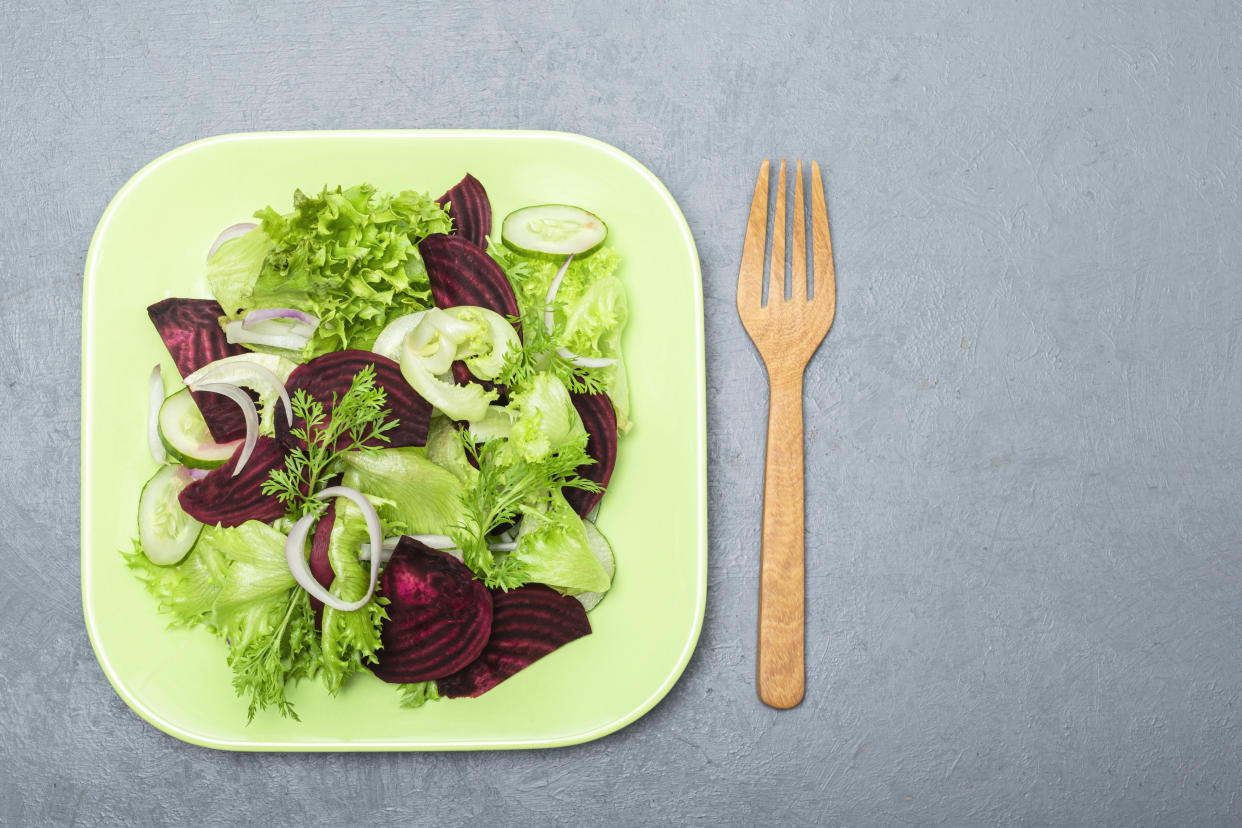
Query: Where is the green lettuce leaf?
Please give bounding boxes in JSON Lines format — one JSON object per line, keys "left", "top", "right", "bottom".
{"left": 424, "top": 415, "right": 478, "bottom": 485}
{"left": 339, "top": 447, "right": 468, "bottom": 535}
{"left": 502, "top": 373, "right": 587, "bottom": 465}
{"left": 513, "top": 488, "right": 611, "bottom": 594}
{"left": 195, "top": 521, "right": 321, "bottom": 721}
{"left": 124, "top": 538, "right": 228, "bottom": 629}
{"left": 398, "top": 681, "right": 442, "bottom": 709}
{"left": 319, "top": 498, "right": 387, "bottom": 694}
{"left": 490, "top": 243, "right": 621, "bottom": 321}
{"left": 234, "top": 184, "right": 451, "bottom": 356}
{"left": 205, "top": 228, "right": 276, "bottom": 318}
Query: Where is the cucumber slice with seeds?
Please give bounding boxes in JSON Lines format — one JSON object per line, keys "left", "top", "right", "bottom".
{"left": 501, "top": 204, "right": 607, "bottom": 259}
{"left": 138, "top": 464, "right": 203, "bottom": 565}
{"left": 159, "top": 387, "right": 240, "bottom": 469}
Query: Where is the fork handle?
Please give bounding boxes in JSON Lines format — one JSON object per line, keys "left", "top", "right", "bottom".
{"left": 758, "top": 366, "right": 806, "bottom": 709}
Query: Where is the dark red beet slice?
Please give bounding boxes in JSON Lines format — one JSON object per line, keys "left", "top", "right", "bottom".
{"left": 275, "top": 351, "right": 431, "bottom": 450}
{"left": 564, "top": 392, "right": 618, "bottom": 517}
{"left": 178, "top": 437, "right": 287, "bottom": 526}
{"left": 435, "top": 173, "right": 492, "bottom": 249}
{"left": 308, "top": 502, "right": 336, "bottom": 619}
{"left": 437, "top": 584, "right": 591, "bottom": 699}
{"left": 420, "top": 234, "right": 520, "bottom": 324}
{"left": 148, "top": 298, "right": 248, "bottom": 443}
{"left": 371, "top": 538, "right": 493, "bottom": 684}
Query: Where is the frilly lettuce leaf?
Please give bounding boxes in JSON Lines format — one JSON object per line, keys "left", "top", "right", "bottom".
{"left": 216, "top": 184, "right": 452, "bottom": 357}
{"left": 319, "top": 498, "right": 387, "bottom": 694}
{"left": 502, "top": 373, "right": 586, "bottom": 465}
{"left": 513, "top": 488, "right": 612, "bottom": 594}
{"left": 193, "top": 521, "right": 321, "bottom": 721}
{"left": 124, "top": 537, "right": 228, "bottom": 629}
{"left": 491, "top": 244, "right": 621, "bottom": 320}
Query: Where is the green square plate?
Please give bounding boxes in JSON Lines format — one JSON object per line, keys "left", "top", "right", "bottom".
{"left": 81, "top": 130, "right": 706, "bottom": 750}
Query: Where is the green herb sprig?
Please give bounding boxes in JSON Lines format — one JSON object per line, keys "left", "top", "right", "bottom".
{"left": 261, "top": 364, "right": 400, "bottom": 518}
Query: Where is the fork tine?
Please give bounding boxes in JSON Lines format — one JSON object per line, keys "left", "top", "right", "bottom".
{"left": 737, "top": 159, "right": 770, "bottom": 311}
{"left": 770, "top": 159, "right": 786, "bottom": 303}
{"left": 810, "top": 161, "right": 836, "bottom": 308}
{"left": 790, "top": 159, "right": 807, "bottom": 304}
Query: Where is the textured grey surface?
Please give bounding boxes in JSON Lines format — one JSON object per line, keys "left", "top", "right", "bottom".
{"left": 3, "top": 0, "right": 1241, "bottom": 824}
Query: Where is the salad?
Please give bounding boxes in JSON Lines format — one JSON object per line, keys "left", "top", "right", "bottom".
{"left": 127, "top": 175, "right": 629, "bottom": 721}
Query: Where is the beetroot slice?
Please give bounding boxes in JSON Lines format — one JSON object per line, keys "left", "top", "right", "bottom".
{"left": 275, "top": 351, "right": 431, "bottom": 450}
{"left": 564, "top": 392, "right": 618, "bottom": 517}
{"left": 147, "top": 298, "right": 249, "bottom": 443}
{"left": 178, "top": 437, "right": 287, "bottom": 526}
{"left": 420, "top": 234, "right": 520, "bottom": 324}
{"left": 435, "top": 173, "right": 492, "bottom": 249}
{"left": 437, "top": 584, "right": 591, "bottom": 699}
{"left": 371, "top": 538, "right": 493, "bottom": 684}
{"left": 308, "top": 502, "right": 336, "bottom": 619}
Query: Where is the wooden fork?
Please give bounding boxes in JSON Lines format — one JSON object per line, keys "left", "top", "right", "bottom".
{"left": 737, "top": 159, "right": 836, "bottom": 709}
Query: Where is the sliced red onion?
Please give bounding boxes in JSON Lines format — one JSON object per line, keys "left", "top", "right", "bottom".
{"left": 187, "top": 359, "right": 292, "bottom": 427}
{"left": 242, "top": 308, "right": 319, "bottom": 328}
{"left": 206, "top": 222, "right": 258, "bottom": 260}
{"left": 241, "top": 308, "right": 319, "bottom": 339}
{"left": 543, "top": 253, "right": 575, "bottom": 335}
{"left": 285, "top": 486, "right": 383, "bottom": 612}
{"left": 187, "top": 468, "right": 209, "bottom": 480}
{"left": 542, "top": 254, "right": 616, "bottom": 368}
{"left": 372, "top": 311, "right": 430, "bottom": 361}
{"left": 224, "top": 319, "right": 310, "bottom": 351}
{"left": 147, "top": 364, "right": 166, "bottom": 464}
{"left": 187, "top": 381, "right": 258, "bottom": 476}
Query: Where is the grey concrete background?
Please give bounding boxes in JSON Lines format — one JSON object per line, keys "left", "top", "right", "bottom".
{"left": 2, "top": 0, "right": 1240, "bottom": 824}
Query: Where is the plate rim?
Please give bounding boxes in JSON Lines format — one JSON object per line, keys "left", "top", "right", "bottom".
{"left": 80, "top": 128, "right": 707, "bottom": 751}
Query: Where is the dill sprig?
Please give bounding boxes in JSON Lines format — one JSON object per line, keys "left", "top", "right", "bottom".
{"left": 450, "top": 434, "right": 601, "bottom": 591}
{"left": 261, "top": 364, "right": 400, "bottom": 518}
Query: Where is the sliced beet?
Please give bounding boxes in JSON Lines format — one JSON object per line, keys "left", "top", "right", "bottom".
{"left": 564, "top": 392, "right": 618, "bottom": 517}
{"left": 420, "top": 234, "right": 520, "bottom": 324}
{"left": 178, "top": 437, "right": 288, "bottom": 526}
{"left": 308, "top": 502, "right": 336, "bottom": 619}
{"left": 437, "top": 584, "right": 591, "bottom": 699}
{"left": 370, "top": 538, "right": 493, "bottom": 684}
{"left": 147, "top": 298, "right": 248, "bottom": 443}
{"left": 275, "top": 350, "right": 431, "bottom": 450}
{"left": 435, "top": 173, "right": 492, "bottom": 249}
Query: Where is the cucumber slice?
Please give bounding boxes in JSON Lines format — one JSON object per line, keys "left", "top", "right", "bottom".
{"left": 501, "top": 204, "right": 607, "bottom": 259}
{"left": 158, "top": 387, "right": 239, "bottom": 469}
{"left": 138, "top": 464, "right": 204, "bottom": 565}
{"left": 575, "top": 521, "right": 617, "bottom": 612}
